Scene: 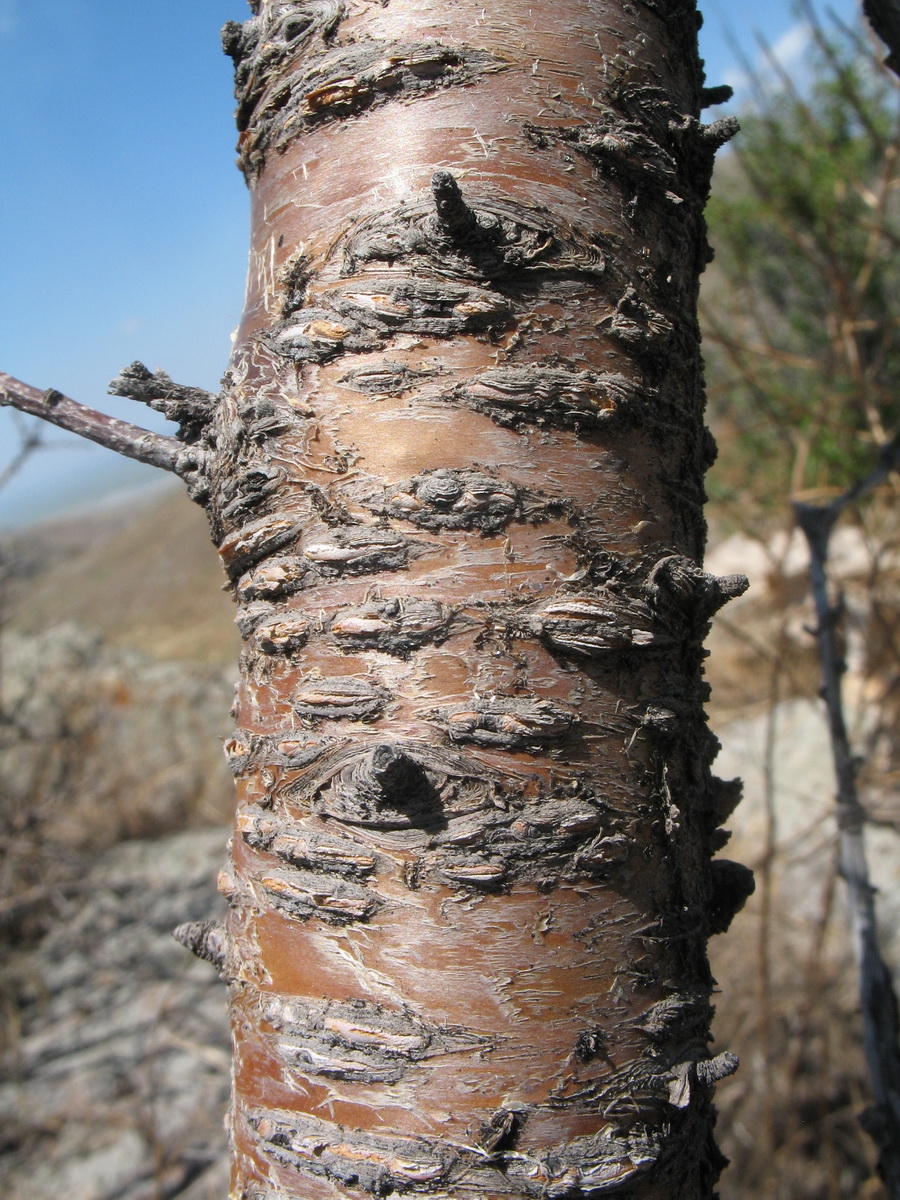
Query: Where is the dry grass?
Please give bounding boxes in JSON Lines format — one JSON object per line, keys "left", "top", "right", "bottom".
{"left": 711, "top": 832, "right": 883, "bottom": 1199}
{"left": 2, "top": 487, "right": 238, "bottom": 666}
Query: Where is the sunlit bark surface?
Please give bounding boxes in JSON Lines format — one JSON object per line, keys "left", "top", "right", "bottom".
{"left": 173, "top": 1, "right": 750, "bottom": 1196}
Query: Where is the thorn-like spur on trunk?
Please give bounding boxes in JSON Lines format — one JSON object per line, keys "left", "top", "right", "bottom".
{"left": 430, "top": 170, "right": 483, "bottom": 245}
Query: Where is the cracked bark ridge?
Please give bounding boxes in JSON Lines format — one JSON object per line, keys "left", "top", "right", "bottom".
{"left": 329, "top": 598, "right": 453, "bottom": 657}
{"left": 436, "top": 694, "right": 580, "bottom": 750}
{"left": 339, "top": 360, "right": 436, "bottom": 396}
{"left": 225, "top": 7, "right": 510, "bottom": 179}
{"left": 289, "top": 676, "right": 391, "bottom": 723}
{"left": 259, "top": 991, "right": 493, "bottom": 1086}
{"left": 257, "top": 867, "right": 381, "bottom": 924}
{"left": 271, "top": 276, "right": 513, "bottom": 363}
{"left": 382, "top": 468, "right": 526, "bottom": 533}
{"left": 235, "top": 524, "right": 422, "bottom": 602}
{"left": 218, "top": 514, "right": 303, "bottom": 580}
{"left": 452, "top": 365, "right": 642, "bottom": 431}
{"left": 527, "top": 589, "right": 665, "bottom": 657}
{"left": 429, "top": 792, "right": 627, "bottom": 890}
{"left": 250, "top": 614, "right": 310, "bottom": 657}
{"left": 221, "top": 465, "right": 284, "bottom": 528}
{"left": 223, "top": 730, "right": 337, "bottom": 776}
{"left": 301, "top": 527, "right": 414, "bottom": 573}
{"left": 246, "top": 1105, "right": 679, "bottom": 1197}
{"left": 239, "top": 808, "right": 378, "bottom": 876}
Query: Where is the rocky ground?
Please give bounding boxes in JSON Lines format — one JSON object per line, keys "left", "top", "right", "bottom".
{"left": 0, "top": 829, "right": 230, "bottom": 1200}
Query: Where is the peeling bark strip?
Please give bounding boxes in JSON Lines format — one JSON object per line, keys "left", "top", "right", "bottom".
{"left": 258, "top": 991, "right": 493, "bottom": 1085}
{"left": 0, "top": 2, "right": 748, "bottom": 1198}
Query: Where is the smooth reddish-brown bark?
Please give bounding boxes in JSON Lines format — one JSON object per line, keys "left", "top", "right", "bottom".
{"left": 1, "top": 2, "right": 751, "bottom": 1196}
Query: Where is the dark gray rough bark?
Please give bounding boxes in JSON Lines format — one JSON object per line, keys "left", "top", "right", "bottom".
{"left": 863, "top": 0, "right": 900, "bottom": 76}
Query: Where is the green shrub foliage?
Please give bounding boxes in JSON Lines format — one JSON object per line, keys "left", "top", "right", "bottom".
{"left": 704, "top": 16, "right": 900, "bottom": 519}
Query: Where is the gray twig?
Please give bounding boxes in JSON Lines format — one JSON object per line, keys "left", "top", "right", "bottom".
{"left": 0, "top": 371, "right": 186, "bottom": 476}
{"left": 0, "top": 411, "right": 45, "bottom": 491}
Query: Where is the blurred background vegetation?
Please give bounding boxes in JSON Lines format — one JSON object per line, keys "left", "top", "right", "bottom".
{"left": 1, "top": 7, "right": 900, "bottom": 1199}
{"left": 704, "top": 4, "right": 900, "bottom": 514}
{"left": 701, "top": 9, "right": 900, "bottom": 1197}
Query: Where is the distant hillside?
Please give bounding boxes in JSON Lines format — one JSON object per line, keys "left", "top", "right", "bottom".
{"left": 2, "top": 486, "right": 238, "bottom": 665}
{"left": 0, "top": 490, "right": 239, "bottom": 948}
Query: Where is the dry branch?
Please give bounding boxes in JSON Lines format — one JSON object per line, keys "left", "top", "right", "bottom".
{"left": 794, "top": 439, "right": 900, "bottom": 1198}
{"left": 0, "top": 371, "right": 188, "bottom": 476}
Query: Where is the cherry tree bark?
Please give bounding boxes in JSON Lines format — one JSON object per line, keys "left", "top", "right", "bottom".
{"left": 1, "top": 1, "right": 751, "bottom": 1196}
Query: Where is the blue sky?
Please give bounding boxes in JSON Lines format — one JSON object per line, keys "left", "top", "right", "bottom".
{"left": 0, "top": 0, "right": 860, "bottom": 528}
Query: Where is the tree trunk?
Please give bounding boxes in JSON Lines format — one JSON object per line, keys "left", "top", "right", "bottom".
{"left": 1, "top": 1, "right": 750, "bottom": 1196}
{"left": 864, "top": 0, "right": 900, "bottom": 77}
